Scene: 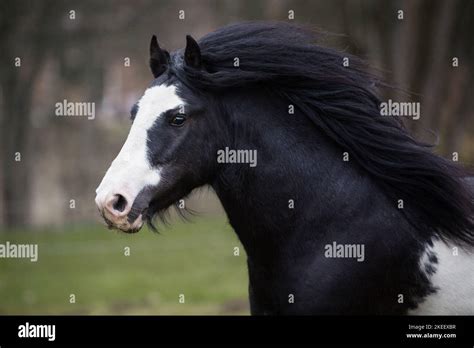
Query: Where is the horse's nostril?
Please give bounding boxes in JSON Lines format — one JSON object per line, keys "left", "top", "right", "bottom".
{"left": 103, "top": 193, "right": 131, "bottom": 218}
{"left": 113, "top": 194, "right": 128, "bottom": 213}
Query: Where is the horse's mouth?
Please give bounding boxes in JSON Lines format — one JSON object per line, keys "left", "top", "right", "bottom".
{"left": 98, "top": 191, "right": 175, "bottom": 234}
{"left": 100, "top": 209, "right": 145, "bottom": 234}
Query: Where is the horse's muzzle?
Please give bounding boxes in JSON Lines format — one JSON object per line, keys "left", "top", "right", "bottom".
{"left": 95, "top": 192, "right": 144, "bottom": 233}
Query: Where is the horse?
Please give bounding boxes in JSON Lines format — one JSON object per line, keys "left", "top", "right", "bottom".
{"left": 95, "top": 22, "right": 474, "bottom": 315}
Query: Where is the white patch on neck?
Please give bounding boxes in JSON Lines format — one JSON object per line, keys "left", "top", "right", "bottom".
{"left": 409, "top": 240, "right": 474, "bottom": 315}
{"left": 96, "top": 84, "right": 184, "bottom": 203}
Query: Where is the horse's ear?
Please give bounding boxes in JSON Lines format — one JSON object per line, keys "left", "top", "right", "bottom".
{"left": 184, "top": 35, "right": 201, "bottom": 69}
{"left": 149, "top": 35, "right": 169, "bottom": 78}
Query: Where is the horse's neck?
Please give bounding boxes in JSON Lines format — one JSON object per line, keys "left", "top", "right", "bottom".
{"left": 212, "top": 118, "right": 408, "bottom": 264}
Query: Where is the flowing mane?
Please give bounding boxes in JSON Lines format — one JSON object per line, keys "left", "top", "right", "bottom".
{"left": 173, "top": 21, "right": 474, "bottom": 245}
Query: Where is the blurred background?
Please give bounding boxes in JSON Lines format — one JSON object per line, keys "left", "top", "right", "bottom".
{"left": 0, "top": 0, "right": 473, "bottom": 314}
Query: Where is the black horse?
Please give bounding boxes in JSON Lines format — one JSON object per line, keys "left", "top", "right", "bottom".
{"left": 95, "top": 22, "right": 474, "bottom": 315}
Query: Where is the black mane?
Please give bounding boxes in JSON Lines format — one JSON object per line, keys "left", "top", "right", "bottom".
{"left": 172, "top": 22, "right": 473, "bottom": 245}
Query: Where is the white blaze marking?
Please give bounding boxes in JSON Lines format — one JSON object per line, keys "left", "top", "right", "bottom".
{"left": 409, "top": 240, "right": 474, "bottom": 315}
{"left": 96, "top": 84, "right": 184, "bottom": 205}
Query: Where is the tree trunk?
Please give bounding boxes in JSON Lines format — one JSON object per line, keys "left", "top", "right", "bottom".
{"left": 0, "top": 0, "right": 50, "bottom": 228}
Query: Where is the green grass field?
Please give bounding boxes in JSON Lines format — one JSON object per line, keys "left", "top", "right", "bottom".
{"left": 0, "top": 218, "right": 249, "bottom": 315}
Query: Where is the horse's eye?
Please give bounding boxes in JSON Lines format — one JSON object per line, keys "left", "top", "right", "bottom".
{"left": 170, "top": 114, "right": 186, "bottom": 127}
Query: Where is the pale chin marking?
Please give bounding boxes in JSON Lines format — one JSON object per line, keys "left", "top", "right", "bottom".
{"left": 96, "top": 84, "right": 185, "bottom": 211}
{"left": 129, "top": 214, "right": 144, "bottom": 232}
